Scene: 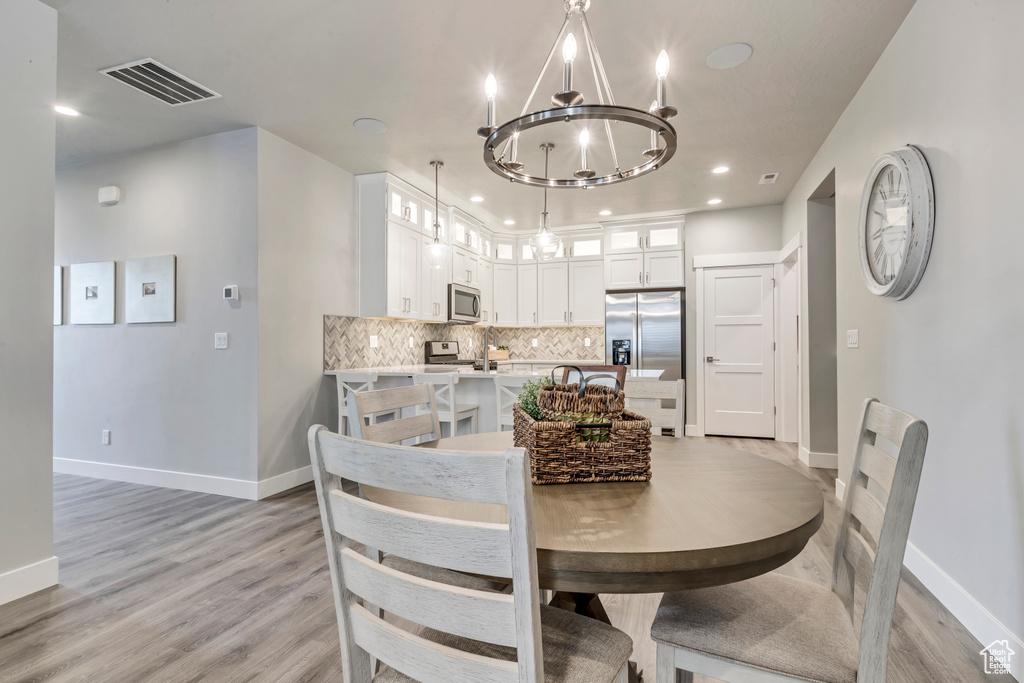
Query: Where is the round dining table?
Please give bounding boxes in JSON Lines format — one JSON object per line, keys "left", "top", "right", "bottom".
{"left": 363, "top": 431, "right": 824, "bottom": 683}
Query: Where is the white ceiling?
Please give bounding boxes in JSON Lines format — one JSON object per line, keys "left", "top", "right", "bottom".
{"left": 47, "top": 0, "right": 915, "bottom": 231}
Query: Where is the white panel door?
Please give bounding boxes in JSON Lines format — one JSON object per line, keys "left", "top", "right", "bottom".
{"left": 493, "top": 263, "right": 517, "bottom": 325}
{"left": 704, "top": 265, "right": 775, "bottom": 437}
{"left": 604, "top": 253, "right": 644, "bottom": 289}
{"left": 569, "top": 260, "right": 605, "bottom": 325}
{"left": 538, "top": 262, "right": 569, "bottom": 326}
{"left": 517, "top": 264, "right": 538, "bottom": 327}
{"left": 644, "top": 250, "right": 684, "bottom": 288}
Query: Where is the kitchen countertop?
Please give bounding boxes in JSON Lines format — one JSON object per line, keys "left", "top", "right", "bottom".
{"left": 325, "top": 363, "right": 665, "bottom": 380}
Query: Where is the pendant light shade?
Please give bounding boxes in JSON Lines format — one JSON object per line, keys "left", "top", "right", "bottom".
{"left": 424, "top": 161, "right": 451, "bottom": 269}
{"left": 530, "top": 143, "right": 563, "bottom": 261}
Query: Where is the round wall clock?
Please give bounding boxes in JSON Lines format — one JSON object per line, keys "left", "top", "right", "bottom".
{"left": 857, "top": 145, "right": 935, "bottom": 300}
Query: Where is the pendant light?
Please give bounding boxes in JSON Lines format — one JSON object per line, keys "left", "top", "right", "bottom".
{"left": 423, "top": 160, "right": 451, "bottom": 269}
{"left": 529, "top": 143, "right": 563, "bottom": 261}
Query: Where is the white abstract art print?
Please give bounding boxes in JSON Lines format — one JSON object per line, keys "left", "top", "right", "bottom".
{"left": 54, "top": 266, "right": 63, "bottom": 325}
{"left": 69, "top": 261, "right": 115, "bottom": 325}
{"left": 126, "top": 255, "right": 176, "bottom": 323}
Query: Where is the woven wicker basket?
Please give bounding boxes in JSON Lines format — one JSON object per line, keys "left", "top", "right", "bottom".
{"left": 513, "top": 404, "right": 653, "bottom": 485}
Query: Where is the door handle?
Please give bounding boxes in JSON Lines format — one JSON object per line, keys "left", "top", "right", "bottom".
{"left": 706, "top": 356, "right": 720, "bottom": 363}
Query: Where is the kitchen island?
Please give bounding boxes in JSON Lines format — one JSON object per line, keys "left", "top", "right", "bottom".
{"left": 325, "top": 362, "right": 665, "bottom": 434}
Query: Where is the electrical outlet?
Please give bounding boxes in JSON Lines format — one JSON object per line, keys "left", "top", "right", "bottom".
{"left": 369, "top": 335, "right": 378, "bottom": 348}
{"left": 532, "top": 338, "right": 538, "bottom": 348}
{"left": 467, "top": 339, "right": 473, "bottom": 348}
{"left": 584, "top": 337, "right": 591, "bottom": 347}
{"left": 408, "top": 336, "right": 414, "bottom": 348}
{"left": 101, "top": 430, "right": 111, "bottom": 445}
{"left": 214, "top": 333, "right": 228, "bottom": 349}
{"left": 846, "top": 329, "right": 859, "bottom": 348}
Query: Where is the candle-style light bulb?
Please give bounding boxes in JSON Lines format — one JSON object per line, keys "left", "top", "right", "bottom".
{"left": 653, "top": 50, "right": 677, "bottom": 118}
{"left": 574, "top": 128, "right": 594, "bottom": 179}
{"left": 563, "top": 34, "right": 578, "bottom": 63}
{"left": 579, "top": 127, "right": 590, "bottom": 149}
{"left": 483, "top": 73, "right": 497, "bottom": 132}
{"left": 656, "top": 50, "right": 670, "bottom": 78}
{"left": 507, "top": 130, "right": 524, "bottom": 171}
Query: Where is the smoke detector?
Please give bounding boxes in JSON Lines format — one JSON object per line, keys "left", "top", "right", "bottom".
{"left": 759, "top": 172, "right": 780, "bottom": 185}
{"left": 101, "top": 59, "right": 220, "bottom": 106}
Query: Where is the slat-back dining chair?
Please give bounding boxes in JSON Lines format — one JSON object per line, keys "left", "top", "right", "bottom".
{"left": 496, "top": 375, "right": 529, "bottom": 431}
{"left": 651, "top": 398, "right": 928, "bottom": 683}
{"left": 413, "top": 373, "right": 479, "bottom": 438}
{"left": 623, "top": 379, "right": 684, "bottom": 437}
{"left": 307, "top": 425, "right": 633, "bottom": 683}
{"left": 560, "top": 364, "right": 627, "bottom": 388}
{"left": 348, "top": 384, "right": 441, "bottom": 445}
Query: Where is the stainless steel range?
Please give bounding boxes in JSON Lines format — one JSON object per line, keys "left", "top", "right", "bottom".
{"left": 424, "top": 341, "right": 497, "bottom": 371}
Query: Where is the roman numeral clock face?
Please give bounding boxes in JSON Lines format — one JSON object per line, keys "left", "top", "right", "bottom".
{"left": 857, "top": 146, "right": 935, "bottom": 300}
{"left": 866, "top": 164, "right": 908, "bottom": 285}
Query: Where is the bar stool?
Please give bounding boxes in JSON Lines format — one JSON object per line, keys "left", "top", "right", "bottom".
{"left": 412, "top": 373, "right": 478, "bottom": 438}
{"left": 495, "top": 374, "right": 528, "bottom": 431}
{"left": 335, "top": 372, "right": 396, "bottom": 436}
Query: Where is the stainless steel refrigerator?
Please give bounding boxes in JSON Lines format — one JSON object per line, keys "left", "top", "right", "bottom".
{"left": 605, "top": 290, "right": 684, "bottom": 382}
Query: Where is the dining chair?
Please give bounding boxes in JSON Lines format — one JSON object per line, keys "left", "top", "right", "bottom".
{"left": 650, "top": 398, "right": 929, "bottom": 683}
{"left": 413, "top": 373, "right": 479, "bottom": 438}
{"left": 496, "top": 375, "right": 528, "bottom": 431}
{"left": 623, "top": 379, "right": 684, "bottom": 437}
{"left": 560, "top": 364, "right": 627, "bottom": 388}
{"left": 307, "top": 425, "right": 634, "bottom": 683}
{"left": 347, "top": 384, "right": 441, "bottom": 445}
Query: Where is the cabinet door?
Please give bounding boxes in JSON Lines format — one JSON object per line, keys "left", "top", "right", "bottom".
{"left": 604, "top": 225, "right": 644, "bottom": 254}
{"left": 493, "top": 237, "right": 517, "bottom": 263}
{"left": 400, "top": 228, "right": 423, "bottom": 318}
{"left": 479, "top": 259, "right": 493, "bottom": 324}
{"left": 537, "top": 262, "right": 569, "bottom": 326}
{"left": 466, "top": 252, "right": 480, "bottom": 287}
{"left": 452, "top": 247, "right": 470, "bottom": 286}
{"left": 569, "top": 259, "right": 605, "bottom": 325}
{"left": 517, "top": 264, "right": 538, "bottom": 327}
{"left": 388, "top": 184, "right": 423, "bottom": 232}
{"left": 421, "top": 257, "right": 447, "bottom": 322}
{"left": 643, "top": 220, "right": 684, "bottom": 252}
{"left": 566, "top": 232, "right": 603, "bottom": 260}
{"left": 517, "top": 238, "right": 537, "bottom": 264}
{"left": 493, "top": 263, "right": 517, "bottom": 326}
{"left": 604, "top": 253, "right": 645, "bottom": 289}
{"left": 386, "top": 222, "right": 405, "bottom": 317}
{"left": 644, "top": 250, "right": 685, "bottom": 287}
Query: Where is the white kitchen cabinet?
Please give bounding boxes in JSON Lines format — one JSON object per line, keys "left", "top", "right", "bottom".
{"left": 452, "top": 246, "right": 480, "bottom": 287}
{"left": 493, "top": 263, "right": 517, "bottom": 326}
{"left": 569, "top": 259, "right": 605, "bottom": 325}
{"left": 644, "top": 250, "right": 685, "bottom": 287}
{"left": 388, "top": 181, "right": 429, "bottom": 233}
{"left": 479, "top": 229, "right": 493, "bottom": 262}
{"left": 642, "top": 219, "right": 684, "bottom": 252}
{"left": 517, "top": 264, "right": 538, "bottom": 327}
{"left": 604, "top": 252, "right": 645, "bottom": 289}
{"left": 604, "top": 219, "right": 685, "bottom": 254}
{"left": 386, "top": 222, "right": 423, "bottom": 318}
{"left": 493, "top": 237, "right": 517, "bottom": 263}
{"left": 604, "top": 224, "right": 645, "bottom": 254}
{"left": 517, "top": 237, "right": 537, "bottom": 264}
{"left": 537, "top": 262, "right": 569, "bottom": 326}
{"left": 421, "top": 256, "right": 448, "bottom": 322}
{"left": 422, "top": 201, "right": 449, "bottom": 243}
{"left": 478, "top": 259, "right": 493, "bottom": 324}
{"left": 566, "top": 231, "right": 604, "bottom": 260}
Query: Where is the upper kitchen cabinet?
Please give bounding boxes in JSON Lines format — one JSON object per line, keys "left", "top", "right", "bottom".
{"left": 493, "top": 263, "right": 517, "bottom": 326}
{"left": 517, "top": 263, "right": 538, "bottom": 326}
{"left": 517, "top": 236, "right": 565, "bottom": 263}
{"left": 644, "top": 251, "right": 685, "bottom": 287}
{"left": 603, "top": 217, "right": 685, "bottom": 289}
{"left": 452, "top": 246, "right": 480, "bottom": 287}
{"left": 493, "top": 236, "right": 517, "bottom": 263}
{"left": 387, "top": 178, "right": 431, "bottom": 233}
{"left": 641, "top": 219, "right": 684, "bottom": 252}
{"left": 604, "top": 224, "right": 645, "bottom": 254}
{"left": 478, "top": 228, "right": 493, "bottom": 262}
{"left": 423, "top": 200, "right": 450, "bottom": 244}
{"left": 568, "top": 259, "right": 605, "bottom": 325}
{"left": 565, "top": 231, "right": 604, "bottom": 260}
{"left": 603, "top": 219, "right": 684, "bottom": 254}
{"left": 452, "top": 207, "right": 484, "bottom": 251}
{"left": 537, "top": 261, "right": 569, "bottom": 326}
{"left": 478, "top": 259, "right": 493, "bottom": 325}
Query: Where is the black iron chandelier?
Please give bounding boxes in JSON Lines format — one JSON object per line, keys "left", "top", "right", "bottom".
{"left": 477, "top": 0, "right": 677, "bottom": 189}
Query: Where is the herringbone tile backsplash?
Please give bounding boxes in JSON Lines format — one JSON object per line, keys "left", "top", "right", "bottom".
{"left": 324, "top": 316, "right": 604, "bottom": 370}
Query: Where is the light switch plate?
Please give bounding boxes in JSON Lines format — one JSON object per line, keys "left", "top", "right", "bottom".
{"left": 101, "top": 430, "right": 111, "bottom": 445}
{"left": 369, "top": 335, "right": 378, "bottom": 348}
{"left": 584, "top": 337, "right": 591, "bottom": 347}
{"left": 215, "top": 332, "right": 228, "bottom": 349}
{"left": 846, "top": 329, "right": 859, "bottom": 348}
{"left": 532, "top": 338, "right": 538, "bottom": 347}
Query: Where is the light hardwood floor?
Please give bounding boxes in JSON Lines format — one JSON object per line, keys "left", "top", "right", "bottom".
{"left": 0, "top": 438, "right": 1011, "bottom": 682}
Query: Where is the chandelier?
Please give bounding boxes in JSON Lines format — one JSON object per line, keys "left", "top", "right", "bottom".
{"left": 477, "top": 0, "right": 677, "bottom": 189}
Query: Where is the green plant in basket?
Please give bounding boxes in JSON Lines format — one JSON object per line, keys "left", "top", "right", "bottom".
{"left": 517, "top": 377, "right": 553, "bottom": 420}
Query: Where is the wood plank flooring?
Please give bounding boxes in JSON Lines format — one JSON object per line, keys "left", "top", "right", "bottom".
{"left": 0, "top": 437, "right": 1011, "bottom": 682}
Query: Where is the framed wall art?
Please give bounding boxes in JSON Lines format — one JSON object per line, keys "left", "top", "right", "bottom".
{"left": 126, "top": 255, "right": 176, "bottom": 323}
{"left": 69, "top": 261, "right": 115, "bottom": 325}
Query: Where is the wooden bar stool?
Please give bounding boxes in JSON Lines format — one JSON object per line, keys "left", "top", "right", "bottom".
{"left": 413, "top": 373, "right": 479, "bottom": 438}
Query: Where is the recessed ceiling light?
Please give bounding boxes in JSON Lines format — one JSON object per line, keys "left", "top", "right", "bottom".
{"left": 352, "top": 117, "right": 387, "bottom": 134}
{"left": 504, "top": 219, "right": 516, "bottom": 225}
{"left": 55, "top": 105, "right": 80, "bottom": 117}
{"left": 707, "top": 198, "right": 722, "bottom": 205}
{"left": 712, "top": 166, "right": 730, "bottom": 174}
{"left": 599, "top": 209, "right": 612, "bottom": 216}
{"left": 470, "top": 196, "right": 484, "bottom": 202}
{"left": 706, "top": 43, "right": 753, "bottom": 70}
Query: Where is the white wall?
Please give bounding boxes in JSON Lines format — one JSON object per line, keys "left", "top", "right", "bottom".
{"left": 782, "top": 0, "right": 1024, "bottom": 663}
{"left": 0, "top": 0, "right": 58, "bottom": 603}
{"left": 256, "top": 129, "right": 357, "bottom": 481}
{"left": 54, "top": 129, "right": 261, "bottom": 486}
{"left": 684, "top": 205, "right": 783, "bottom": 424}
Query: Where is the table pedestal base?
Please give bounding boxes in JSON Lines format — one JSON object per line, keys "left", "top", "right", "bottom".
{"left": 550, "top": 592, "right": 642, "bottom": 683}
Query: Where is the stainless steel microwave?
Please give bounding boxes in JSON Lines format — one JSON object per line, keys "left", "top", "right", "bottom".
{"left": 448, "top": 283, "right": 481, "bottom": 324}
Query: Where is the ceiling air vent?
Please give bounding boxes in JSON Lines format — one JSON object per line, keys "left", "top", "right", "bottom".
{"left": 100, "top": 59, "right": 220, "bottom": 106}
{"left": 759, "top": 172, "right": 780, "bottom": 185}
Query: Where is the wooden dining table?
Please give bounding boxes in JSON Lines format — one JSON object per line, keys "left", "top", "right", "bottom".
{"left": 363, "top": 431, "right": 824, "bottom": 682}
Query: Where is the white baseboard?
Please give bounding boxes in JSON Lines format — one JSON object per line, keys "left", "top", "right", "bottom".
{"left": 0, "top": 556, "right": 58, "bottom": 606}
{"left": 904, "top": 542, "right": 1023, "bottom": 679}
{"left": 684, "top": 424, "right": 699, "bottom": 437}
{"left": 799, "top": 446, "right": 838, "bottom": 469}
{"left": 54, "top": 457, "right": 257, "bottom": 499}
{"left": 835, "top": 478, "right": 846, "bottom": 501}
{"left": 256, "top": 465, "right": 313, "bottom": 499}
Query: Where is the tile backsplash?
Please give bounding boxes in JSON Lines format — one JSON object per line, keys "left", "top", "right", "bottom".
{"left": 324, "top": 316, "right": 604, "bottom": 370}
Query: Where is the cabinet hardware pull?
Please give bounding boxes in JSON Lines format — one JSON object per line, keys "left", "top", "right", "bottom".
{"left": 639, "top": 272, "right": 643, "bottom": 284}
{"left": 564, "top": 312, "right": 567, "bottom": 322}
{"left": 570, "top": 311, "right": 573, "bottom": 322}
{"left": 646, "top": 272, "right": 650, "bottom": 284}
{"left": 569, "top": 246, "right": 573, "bottom": 257}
